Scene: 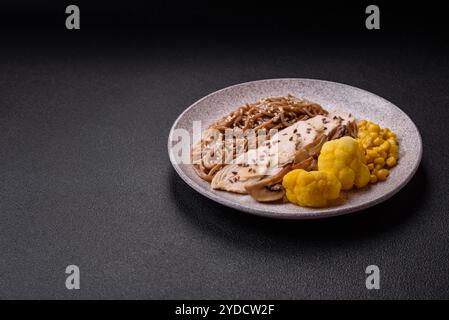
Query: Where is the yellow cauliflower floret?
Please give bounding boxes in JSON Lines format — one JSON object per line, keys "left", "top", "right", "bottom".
{"left": 282, "top": 169, "right": 341, "bottom": 207}
{"left": 318, "top": 136, "right": 370, "bottom": 190}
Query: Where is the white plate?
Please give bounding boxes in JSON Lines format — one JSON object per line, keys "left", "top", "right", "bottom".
{"left": 168, "top": 79, "right": 422, "bottom": 219}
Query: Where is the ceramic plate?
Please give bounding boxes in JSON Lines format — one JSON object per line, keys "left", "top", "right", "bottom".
{"left": 168, "top": 79, "right": 422, "bottom": 219}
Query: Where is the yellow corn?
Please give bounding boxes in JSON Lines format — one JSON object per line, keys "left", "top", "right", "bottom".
{"left": 389, "top": 143, "right": 399, "bottom": 155}
{"left": 380, "top": 141, "right": 390, "bottom": 152}
{"left": 367, "top": 149, "right": 379, "bottom": 159}
{"left": 374, "top": 157, "right": 385, "bottom": 166}
{"left": 369, "top": 132, "right": 378, "bottom": 139}
{"left": 386, "top": 157, "right": 397, "bottom": 167}
{"left": 368, "top": 123, "right": 380, "bottom": 132}
{"left": 357, "top": 119, "right": 399, "bottom": 184}
{"left": 387, "top": 131, "right": 397, "bottom": 139}
{"left": 358, "top": 131, "right": 368, "bottom": 139}
{"left": 376, "top": 169, "right": 389, "bottom": 181}
{"left": 363, "top": 139, "right": 373, "bottom": 149}
{"left": 373, "top": 137, "right": 384, "bottom": 146}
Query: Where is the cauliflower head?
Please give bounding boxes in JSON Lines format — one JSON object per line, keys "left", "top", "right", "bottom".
{"left": 318, "top": 136, "right": 370, "bottom": 190}
{"left": 282, "top": 169, "right": 341, "bottom": 207}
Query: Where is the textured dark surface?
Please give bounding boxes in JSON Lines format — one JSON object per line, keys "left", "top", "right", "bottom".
{"left": 0, "top": 28, "right": 448, "bottom": 299}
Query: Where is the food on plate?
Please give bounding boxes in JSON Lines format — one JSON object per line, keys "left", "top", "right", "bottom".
{"left": 191, "top": 95, "right": 327, "bottom": 182}
{"left": 282, "top": 169, "right": 341, "bottom": 207}
{"left": 282, "top": 135, "right": 370, "bottom": 207}
{"left": 317, "top": 136, "right": 370, "bottom": 190}
{"left": 209, "top": 111, "right": 355, "bottom": 202}
{"left": 357, "top": 120, "right": 399, "bottom": 183}
{"left": 192, "top": 95, "right": 400, "bottom": 208}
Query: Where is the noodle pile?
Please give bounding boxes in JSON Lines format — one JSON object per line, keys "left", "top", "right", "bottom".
{"left": 192, "top": 95, "right": 328, "bottom": 181}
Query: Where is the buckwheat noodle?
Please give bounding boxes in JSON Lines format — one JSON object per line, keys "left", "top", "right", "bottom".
{"left": 192, "top": 95, "right": 328, "bottom": 182}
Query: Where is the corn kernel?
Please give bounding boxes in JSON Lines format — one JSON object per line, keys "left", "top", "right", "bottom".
{"left": 387, "top": 132, "right": 397, "bottom": 139}
{"left": 371, "top": 146, "right": 380, "bottom": 153}
{"left": 367, "top": 163, "right": 375, "bottom": 170}
{"left": 358, "top": 120, "right": 367, "bottom": 127}
{"left": 362, "top": 137, "right": 373, "bottom": 148}
{"left": 389, "top": 144, "right": 399, "bottom": 155}
{"left": 386, "top": 157, "right": 397, "bottom": 167}
{"left": 369, "top": 132, "right": 378, "bottom": 139}
{"left": 374, "top": 157, "right": 385, "bottom": 166}
{"left": 368, "top": 123, "right": 380, "bottom": 132}
{"left": 366, "top": 149, "right": 379, "bottom": 159}
{"left": 370, "top": 174, "right": 378, "bottom": 183}
{"left": 380, "top": 141, "right": 391, "bottom": 152}
{"left": 376, "top": 169, "right": 389, "bottom": 181}
{"left": 373, "top": 137, "right": 384, "bottom": 146}
{"left": 358, "top": 131, "right": 368, "bottom": 139}
{"left": 387, "top": 137, "right": 396, "bottom": 145}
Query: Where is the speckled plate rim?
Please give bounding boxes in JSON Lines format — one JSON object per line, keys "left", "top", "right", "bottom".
{"left": 168, "top": 78, "right": 422, "bottom": 219}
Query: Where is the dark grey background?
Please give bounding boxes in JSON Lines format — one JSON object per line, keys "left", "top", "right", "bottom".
{"left": 1, "top": 1, "right": 448, "bottom": 299}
